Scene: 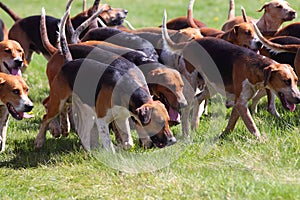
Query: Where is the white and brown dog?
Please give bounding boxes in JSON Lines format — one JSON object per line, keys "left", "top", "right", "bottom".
{"left": 222, "top": 0, "right": 296, "bottom": 37}
{"left": 0, "top": 39, "right": 27, "bottom": 76}
{"left": 0, "top": 72, "right": 33, "bottom": 152}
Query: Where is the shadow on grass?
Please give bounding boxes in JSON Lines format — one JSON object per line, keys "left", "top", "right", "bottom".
{"left": 0, "top": 136, "right": 82, "bottom": 169}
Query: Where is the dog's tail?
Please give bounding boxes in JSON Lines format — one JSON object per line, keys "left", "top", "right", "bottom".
{"left": 228, "top": 0, "right": 235, "bottom": 20}
{"left": 187, "top": 0, "right": 198, "bottom": 28}
{"left": 241, "top": 6, "right": 248, "bottom": 23}
{"left": 0, "top": 2, "right": 21, "bottom": 21}
{"left": 71, "top": 5, "right": 107, "bottom": 44}
{"left": 88, "top": 0, "right": 100, "bottom": 15}
{"left": 161, "top": 10, "right": 186, "bottom": 54}
{"left": 60, "top": 2, "right": 73, "bottom": 62}
{"left": 253, "top": 22, "right": 299, "bottom": 53}
{"left": 40, "top": 8, "right": 57, "bottom": 56}
{"left": 83, "top": 0, "right": 87, "bottom": 11}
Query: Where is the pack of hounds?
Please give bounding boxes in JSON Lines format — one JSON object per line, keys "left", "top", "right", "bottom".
{"left": 0, "top": 0, "right": 300, "bottom": 152}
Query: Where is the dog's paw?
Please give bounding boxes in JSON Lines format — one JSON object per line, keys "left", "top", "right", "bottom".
{"left": 119, "top": 141, "right": 133, "bottom": 150}
{"left": 34, "top": 136, "right": 45, "bottom": 149}
{"left": 49, "top": 119, "right": 61, "bottom": 138}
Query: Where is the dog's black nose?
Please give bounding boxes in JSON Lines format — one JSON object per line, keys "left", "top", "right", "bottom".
{"left": 257, "top": 41, "right": 263, "bottom": 49}
{"left": 179, "top": 101, "right": 188, "bottom": 109}
{"left": 24, "top": 104, "right": 34, "bottom": 112}
{"left": 289, "top": 11, "right": 297, "bottom": 18}
{"left": 124, "top": 10, "right": 128, "bottom": 15}
{"left": 14, "top": 59, "right": 23, "bottom": 67}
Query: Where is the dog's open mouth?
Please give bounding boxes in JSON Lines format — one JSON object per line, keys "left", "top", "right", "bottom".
{"left": 6, "top": 103, "right": 33, "bottom": 120}
{"left": 278, "top": 92, "right": 296, "bottom": 111}
{"left": 3, "top": 62, "right": 22, "bottom": 76}
{"left": 156, "top": 93, "right": 181, "bottom": 126}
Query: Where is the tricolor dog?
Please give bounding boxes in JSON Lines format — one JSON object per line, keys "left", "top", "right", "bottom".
{"left": 161, "top": 11, "right": 300, "bottom": 139}
{"left": 35, "top": 7, "right": 176, "bottom": 150}
{"left": 0, "top": 0, "right": 128, "bottom": 63}
{"left": 0, "top": 72, "right": 33, "bottom": 152}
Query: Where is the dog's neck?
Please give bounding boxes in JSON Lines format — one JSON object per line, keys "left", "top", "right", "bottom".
{"left": 256, "top": 13, "right": 283, "bottom": 35}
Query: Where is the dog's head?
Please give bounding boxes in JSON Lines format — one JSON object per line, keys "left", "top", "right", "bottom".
{"left": 98, "top": 4, "right": 128, "bottom": 26}
{"left": 0, "top": 73, "right": 33, "bottom": 120}
{"left": 135, "top": 100, "right": 176, "bottom": 148}
{"left": 264, "top": 63, "right": 300, "bottom": 111}
{"left": 227, "top": 22, "right": 262, "bottom": 53}
{"left": 0, "top": 40, "right": 27, "bottom": 76}
{"left": 147, "top": 67, "right": 187, "bottom": 125}
{"left": 258, "top": 0, "right": 297, "bottom": 22}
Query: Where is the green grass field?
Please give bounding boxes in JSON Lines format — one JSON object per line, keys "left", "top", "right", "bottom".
{"left": 1, "top": 0, "right": 300, "bottom": 199}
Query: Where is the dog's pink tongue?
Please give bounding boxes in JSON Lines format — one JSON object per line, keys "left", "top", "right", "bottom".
{"left": 22, "top": 112, "right": 34, "bottom": 119}
{"left": 11, "top": 68, "right": 22, "bottom": 76}
{"left": 287, "top": 102, "right": 296, "bottom": 112}
{"left": 168, "top": 106, "right": 180, "bottom": 122}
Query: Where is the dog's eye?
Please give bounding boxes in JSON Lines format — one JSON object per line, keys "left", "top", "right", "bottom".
{"left": 284, "top": 79, "right": 292, "bottom": 86}
{"left": 12, "top": 89, "right": 20, "bottom": 95}
{"left": 245, "top": 30, "right": 251, "bottom": 35}
{"left": 276, "top": 5, "right": 283, "bottom": 9}
{"left": 4, "top": 49, "right": 12, "bottom": 54}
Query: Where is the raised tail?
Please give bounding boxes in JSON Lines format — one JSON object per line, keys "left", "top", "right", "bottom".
{"left": 187, "top": 0, "right": 198, "bottom": 28}
{"left": 228, "top": 0, "right": 235, "bottom": 20}
{"left": 40, "top": 8, "right": 58, "bottom": 56}
{"left": 241, "top": 6, "right": 248, "bottom": 22}
{"left": 253, "top": 22, "right": 299, "bottom": 53}
{"left": 71, "top": 5, "right": 107, "bottom": 43}
{"left": 0, "top": 2, "right": 21, "bottom": 21}
{"left": 60, "top": 1, "right": 73, "bottom": 62}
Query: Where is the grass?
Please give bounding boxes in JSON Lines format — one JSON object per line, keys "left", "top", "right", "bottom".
{"left": 1, "top": 0, "right": 300, "bottom": 199}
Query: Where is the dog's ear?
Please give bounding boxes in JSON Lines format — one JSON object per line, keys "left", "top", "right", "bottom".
{"left": 233, "top": 25, "right": 240, "bottom": 35}
{"left": 136, "top": 104, "right": 154, "bottom": 125}
{"left": 257, "top": 3, "right": 269, "bottom": 12}
{"left": 22, "top": 53, "right": 28, "bottom": 67}
{"left": 264, "top": 66, "right": 276, "bottom": 86}
{"left": 0, "top": 77, "right": 6, "bottom": 85}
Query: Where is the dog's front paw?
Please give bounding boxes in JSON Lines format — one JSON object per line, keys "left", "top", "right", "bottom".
{"left": 34, "top": 136, "right": 45, "bottom": 149}
{"left": 119, "top": 141, "right": 133, "bottom": 150}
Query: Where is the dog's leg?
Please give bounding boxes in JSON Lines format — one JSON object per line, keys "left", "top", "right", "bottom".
{"left": 266, "top": 89, "right": 280, "bottom": 118}
{"left": 0, "top": 106, "right": 9, "bottom": 152}
{"left": 221, "top": 106, "right": 240, "bottom": 138}
{"left": 96, "top": 119, "right": 115, "bottom": 152}
{"left": 135, "top": 124, "right": 154, "bottom": 149}
{"left": 72, "top": 97, "right": 99, "bottom": 150}
{"left": 250, "top": 89, "right": 265, "bottom": 114}
{"left": 35, "top": 98, "right": 68, "bottom": 148}
{"left": 251, "top": 89, "right": 280, "bottom": 117}
{"left": 60, "top": 104, "right": 70, "bottom": 137}
{"left": 48, "top": 119, "right": 61, "bottom": 138}
{"left": 112, "top": 118, "right": 133, "bottom": 150}
{"left": 236, "top": 100, "right": 261, "bottom": 139}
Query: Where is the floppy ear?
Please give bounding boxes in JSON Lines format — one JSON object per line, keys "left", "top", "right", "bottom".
{"left": 233, "top": 25, "right": 240, "bottom": 35}
{"left": 22, "top": 52, "right": 28, "bottom": 67}
{"left": 257, "top": 3, "right": 269, "bottom": 12}
{"left": 264, "top": 66, "right": 273, "bottom": 86}
{"left": 0, "top": 77, "right": 6, "bottom": 85}
{"left": 136, "top": 104, "right": 154, "bottom": 125}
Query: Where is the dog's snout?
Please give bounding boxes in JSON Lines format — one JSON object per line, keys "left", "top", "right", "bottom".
{"left": 289, "top": 10, "right": 297, "bottom": 17}
{"left": 179, "top": 101, "right": 188, "bottom": 109}
{"left": 167, "top": 137, "right": 177, "bottom": 146}
{"left": 14, "top": 59, "right": 23, "bottom": 67}
{"left": 256, "top": 40, "right": 263, "bottom": 49}
{"left": 124, "top": 10, "right": 128, "bottom": 15}
{"left": 24, "top": 103, "right": 33, "bottom": 112}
